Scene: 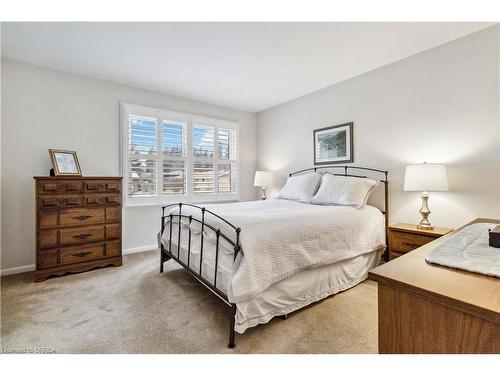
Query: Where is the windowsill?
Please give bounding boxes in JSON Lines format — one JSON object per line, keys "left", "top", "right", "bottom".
{"left": 124, "top": 199, "right": 241, "bottom": 208}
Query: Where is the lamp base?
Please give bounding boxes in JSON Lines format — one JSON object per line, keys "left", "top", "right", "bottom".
{"left": 417, "top": 223, "right": 434, "bottom": 230}
{"left": 417, "top": 191, "right": 434, "bottom": 230}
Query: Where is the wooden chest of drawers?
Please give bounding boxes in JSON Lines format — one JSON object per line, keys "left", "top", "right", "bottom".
{"left": 34, "top": 176, "right": 123, "bottom": 282}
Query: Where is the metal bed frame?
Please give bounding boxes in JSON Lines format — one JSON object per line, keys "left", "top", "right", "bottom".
{"left": 159, "top": 165, "right": 389, "bottom": 348}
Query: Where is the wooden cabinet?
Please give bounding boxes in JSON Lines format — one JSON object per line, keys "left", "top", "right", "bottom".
{"left": 388, "top": 223, "right": 452, "bottom": 260}
{"left": 369, "top": 219, "right": 500, "bottom": 354}
{"left": 34, "top": 176, "right": 123, "bottom": 282}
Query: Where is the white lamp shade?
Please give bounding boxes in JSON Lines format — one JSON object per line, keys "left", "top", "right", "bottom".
{"left": 254, "top": 171, "right": 272, "bottom": 187}
{"left": 404, "top": 163, "right": 449, "bottom": 192}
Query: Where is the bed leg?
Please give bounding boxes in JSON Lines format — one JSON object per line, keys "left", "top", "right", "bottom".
{"left": 160, "top": 246, "right": 169, "bottom": 273}
{"left": 228, "top": 304, "right": 236, "bottom": 349}
{"left": 160, "top": 250, "right": 164, "bottom": 273}
{"left": 278, "top": 314, "right": 288, "bottom": 320}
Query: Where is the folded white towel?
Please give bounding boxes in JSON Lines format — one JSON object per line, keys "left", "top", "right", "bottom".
{"left": 425, "top": 223, "right": 500, "bottom": 278}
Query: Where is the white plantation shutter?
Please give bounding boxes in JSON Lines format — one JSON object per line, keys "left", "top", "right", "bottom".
{"left": 192, "top": 124, "right": 215, "bottom": 194}
{"left": 121, "top": 103, "right": 239, "bottom": 206}
{"left": 193, "top": 161, "right": 214, "bottom": 193}
{"left": 162, "top": 120, "right": 187, "bottom": 195}
{"left": 217, "top": 128, "right": 238, "bottom": 193}
{"left": 127, "top": 115, "right": 157, "bottom": 196}
{"left": 192, "top": 125, "right": 214, "bottom": 158}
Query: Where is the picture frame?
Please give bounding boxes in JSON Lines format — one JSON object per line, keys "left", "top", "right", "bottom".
{"left": 313, "top": 122, "right": 354, "bottom": 165}
{"left": 48, "top": 149, "right": 82, "bottom": 176}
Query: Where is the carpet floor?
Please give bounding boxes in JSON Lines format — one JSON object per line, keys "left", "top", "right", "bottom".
{"left": 1, "top": 250, "right": 378, "bottom": 354}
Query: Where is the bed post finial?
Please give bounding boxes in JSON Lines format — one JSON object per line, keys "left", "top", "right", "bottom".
{"left": 234, "top": 227, "right": 241, "bottom": 259}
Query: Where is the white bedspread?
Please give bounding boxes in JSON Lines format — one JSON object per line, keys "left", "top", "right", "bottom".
{"left": 164, "top": 199, "right": 385, "bottom": 302}
{"left": 425, "top": 222, "right": 500, "bottom": 278}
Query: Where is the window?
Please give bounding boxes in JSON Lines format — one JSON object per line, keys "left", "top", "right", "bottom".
{"left": 121, "top": 103, "right": 239, "bottom": 206}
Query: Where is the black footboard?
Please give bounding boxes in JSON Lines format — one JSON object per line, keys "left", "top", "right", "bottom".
{"left": 159, "top": 203, "right": 241, "bottom": 348}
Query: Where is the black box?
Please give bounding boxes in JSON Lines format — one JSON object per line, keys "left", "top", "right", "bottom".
{"left": 488, "top": 225, "right": 500, "bottom": 248}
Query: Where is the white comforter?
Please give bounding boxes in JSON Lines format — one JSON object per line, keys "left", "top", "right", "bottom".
{"left": 163, "top": 199, "right": 385, "bottom": 303}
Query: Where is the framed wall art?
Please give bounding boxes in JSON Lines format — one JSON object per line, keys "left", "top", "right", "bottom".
{"left": 313, "top": 122, "right": 353, "bottom": 165}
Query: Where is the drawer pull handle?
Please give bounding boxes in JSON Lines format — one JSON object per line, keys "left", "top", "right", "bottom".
{"left": 72, "top": 251, "right": 92, "bottom": 258}
{"left": 402, "top": 241, "right": 419, "bottom": 248}
{"left": 57, "top": 184, "right": 66, "bottom": 191}
{"left": 97, "top": 184, "right": 105, "bottom": 190}
{"left": 57, "top": 199, "right": 67, "bottom": 205}
{"left": 72, "top": 215, "right": 92, "bottom": 221}
{"left": 72, "top": 233, "right": 93, "bottom": 240}
{"left": 98, "top": 197, "right": 107, "bottom": 203}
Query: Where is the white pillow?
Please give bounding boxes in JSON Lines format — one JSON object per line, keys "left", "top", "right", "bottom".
{"left": 278, "top": 172, "right": 322, "bottom": 202}
{"left": 310, "top": 173, "right": 379, "bottom": 207}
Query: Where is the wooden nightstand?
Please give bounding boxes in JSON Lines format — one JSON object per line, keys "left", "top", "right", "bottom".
{"left": 388, "top": 223, "right": 452, "bottom": 260}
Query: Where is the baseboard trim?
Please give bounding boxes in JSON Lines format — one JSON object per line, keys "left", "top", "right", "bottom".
{"left": 122, "top": 244, "right": 158, "bottom": 255}
{"left": 1, "top": 245, "right": 158, "bottom": 276}
{"left": 0, "top": 264, "right": 35, "bottom": 276}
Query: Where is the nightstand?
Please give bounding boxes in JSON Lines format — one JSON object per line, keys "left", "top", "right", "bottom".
{"left": 388, "top": 223, "right": 452, "bottom": 260}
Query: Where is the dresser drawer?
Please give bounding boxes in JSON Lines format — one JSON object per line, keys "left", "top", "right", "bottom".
{"left": 60, "top": 207, "right": 105, "bottom": 226}
{"left": 39, "top": 240, "right": 122, "bottom": 268}
{"left": 60, "top": 225, "right": 106, "bottom": 246}
{"left": 84, "top": 193, "right": 121, "bottom": 206}
{"left": 84, "top": 180, "right": 121, "bottom": 193}
{"left": 37, "top": 180, "right": 83, "bottom": 194}
{"left": 38, "top": 207, "right": 121, "bottom": 229}
{"left": 390, "top": 231, "right": 436, "bottom": 253}
{"left": 38, "top": 224, "right": 120, "bottom": 249}
{"left": 38, "top": 194, "right": 84, "bottom": 208}
{"left": 60, "top": 243, "right": 106, "bottom": 265}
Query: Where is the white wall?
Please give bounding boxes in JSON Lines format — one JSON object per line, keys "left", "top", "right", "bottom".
{"left": 1, "top": 59, "right": 257, "bottom": 270}
{"left": 257, "top": 26, "right": 500, "bottom": 229}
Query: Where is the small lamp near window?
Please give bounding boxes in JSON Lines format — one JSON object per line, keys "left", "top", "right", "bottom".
{"left": 254, "top": 171, "right": 272, "bottom": 200}
{"left": 404, "top": 162, "right": 449, "bottom": 230}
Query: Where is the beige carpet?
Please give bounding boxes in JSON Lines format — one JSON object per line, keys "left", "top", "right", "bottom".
{"left": 1, "top": 250, "right": 378, "bottom": 354}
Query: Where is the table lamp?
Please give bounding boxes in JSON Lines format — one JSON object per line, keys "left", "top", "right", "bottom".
{"left": 404, "top": 163, "right": 449, "bottom": 230}
{"left": 254, "top": 171, "right": 272, "bottom": 200}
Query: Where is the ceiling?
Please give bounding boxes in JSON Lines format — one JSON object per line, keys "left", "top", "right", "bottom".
{"left": 1, "top": 22, "right": 495, "bottom": 113}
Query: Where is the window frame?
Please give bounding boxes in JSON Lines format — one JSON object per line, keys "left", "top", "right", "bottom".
{"left": 120, "top": 103, "right": 240, "bottom": 207}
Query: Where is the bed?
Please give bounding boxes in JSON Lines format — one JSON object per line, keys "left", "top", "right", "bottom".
{"left": 159, "top": 165, "right": 389, "bottom": 348}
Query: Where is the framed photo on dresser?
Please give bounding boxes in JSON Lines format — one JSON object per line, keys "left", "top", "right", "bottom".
{"left": 313, "top": 122, "right": 353, "bottom": 165}
{"left": 48, "top": 149, "right": 82, "bottom": 176}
